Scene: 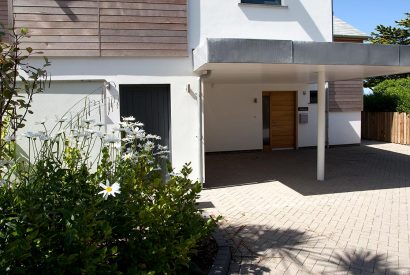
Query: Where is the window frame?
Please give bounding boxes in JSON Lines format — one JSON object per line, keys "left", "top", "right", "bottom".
{"left": 309, "top": 90, "right": 318, "bottom": 104}
{"left": 240, "top": 0, "right": 283, "bottom": 6}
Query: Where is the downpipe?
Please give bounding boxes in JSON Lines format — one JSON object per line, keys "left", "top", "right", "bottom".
{"left": 198, "top": 70, "right": 210, "bottom": 184}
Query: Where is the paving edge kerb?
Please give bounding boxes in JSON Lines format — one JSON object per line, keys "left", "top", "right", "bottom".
{"left": 207, "top": 228, "right": 232, "bottom": 275}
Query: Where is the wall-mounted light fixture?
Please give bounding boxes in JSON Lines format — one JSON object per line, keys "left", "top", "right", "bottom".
{"left": 254, "top": 98, "right": 258, "bottom": 103}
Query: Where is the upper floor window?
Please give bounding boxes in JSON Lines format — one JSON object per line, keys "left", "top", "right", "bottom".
{"left": 241, "top": 0, "right": 282, "bottom": 5}
{"left": 310, "top": 91, "right": 318, "bottom": 104}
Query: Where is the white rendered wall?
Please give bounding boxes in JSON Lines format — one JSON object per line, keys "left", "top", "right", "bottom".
{"left": 297, "top": 87, "right": 318, "bottom": 147}
{"left": 19, "top": 81, "right": 105, "bottom": 162}
{"left": 189, "top": 0, "right": 333, "bottom": 48}
{"left": 21, "top": 57, "right": 202, "bottom": 180}
{"left": 328, "top": 112, "right": 361, "bottom": 145}
{"left": 204, "top": 83, "right": 317, "bottom": 152}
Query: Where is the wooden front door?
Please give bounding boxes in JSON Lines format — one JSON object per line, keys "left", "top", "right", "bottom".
{"left": 263, "top": 91, "right": 296, "bottom": 149}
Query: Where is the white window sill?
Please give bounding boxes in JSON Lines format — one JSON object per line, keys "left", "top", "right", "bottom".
{"left": 238, "top": 3, "right": 288, "bottom": 8}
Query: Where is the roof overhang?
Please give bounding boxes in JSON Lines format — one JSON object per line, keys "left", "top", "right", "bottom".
{"left": 193, "top": 39, "right": 410, "bottom": 84}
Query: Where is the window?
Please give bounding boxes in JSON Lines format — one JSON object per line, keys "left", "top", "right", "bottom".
{"left": 241, "top": 0, "right": 282, "bottom": 5}
{"left": 310, "top": 90, "right": 318, "bottom": 104}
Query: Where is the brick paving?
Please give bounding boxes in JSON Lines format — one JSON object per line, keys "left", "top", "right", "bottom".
{"left": 200, "top": 141, "right": 410, "bottom": 274}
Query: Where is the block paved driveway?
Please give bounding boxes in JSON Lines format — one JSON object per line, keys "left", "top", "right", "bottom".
{"left": 199, "top": 141, "right": 410, "bottom": 274}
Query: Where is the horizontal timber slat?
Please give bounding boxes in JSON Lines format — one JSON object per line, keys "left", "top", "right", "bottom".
{"left": 15, "top": 14, "right": 99, "bottom": 22}
{"left": 100, "top": 29, "right": 186, "bottom": 37}
{"left": 12, "top": 0, "right": 188, "bottom": 56}
{"left": 15, "top": 21, "right": 99, "bottom": 29}
{"left": 21, "top": 42, "right": 100, "bottom": 50}
{"left": 13, "top": 7, "right": 99, "bottom": 15}
{"left": 100, "top": 9, "right": 186, "bottom": 17}
{"left": 31, "top": 50, "right": 100, "bottom": 56}
{"left": 100, "top": 15, "right": 186, "bottom": 24}
{"left": 101, "top": 42, "right": 187, "bottom": 50}
{"left": 100, "top": 22, "right": 186, "bottom": 30}
{"left": 27, "top": 28, "right": 99, "bottom": 36}
{"left": 21, "top": 35, "right": 100, "bottom": 43}
{"left": 101, "top": 49, "right": 187, "bottom": 56}
{"left": 99, "top": 2, "right": 186, "bottom": 10}
{"left": 328, "top": 80, "right": 363, "bottom": 112}
{"left": 101, "top": 35, "right": 186, "bottom": 43}
{"left": 13, "top": 0, "right": 99, "bottom": 8}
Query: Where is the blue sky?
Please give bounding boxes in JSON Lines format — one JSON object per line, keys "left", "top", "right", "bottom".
{"left": 333, "top": 0, "right": 410, "bottom": 35}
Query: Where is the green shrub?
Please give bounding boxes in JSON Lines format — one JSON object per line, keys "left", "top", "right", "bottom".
{"left": 364, "top": 77, "right": 410, "bottom": 113}
{"left": 0, "top": 118, "right": 217, "bottom": 274}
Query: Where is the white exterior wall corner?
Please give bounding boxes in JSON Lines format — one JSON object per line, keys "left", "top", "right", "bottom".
{"left": 189, "top": 0, "right": 333, "bottom": 49}
{"left": 328, "top": 112, "right": 361, "bottom": 145}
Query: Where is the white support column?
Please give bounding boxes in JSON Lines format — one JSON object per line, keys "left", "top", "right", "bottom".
{"left": 317, "top": 71, "right": 326, "bottom": 181}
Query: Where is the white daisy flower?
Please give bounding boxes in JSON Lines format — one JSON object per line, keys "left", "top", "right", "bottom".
{"left": 98, "top": 180, "right": 121, "bottom": 199}
{"left": 22, "top": 131, "right": 41, "bottom": 139}
{"left": 122, "top": 152, "right": 134, "bottom": 161}
{"left": 143, "top": 141, "right": 155, "bottom": 151}
{"left": 103, "top": 134, "right": 120, "bottom": 144}
{"left": 55, "top": 116, "right": 68, "bottom": 123}
{"left": 39, "top": 134, "right": 50, "bottom": 141}
{"left": 122, "top": 116, "right": 136, "bottom": 122}
{"left": 146, "top": 134, "right": 161, "bottom": 140}
{"left": 85, "top": 129, "right": 96, "bottom": 135}
{"left": 95, "top": 131, "right": 105, "bottom": 138}
{"left": 55, "top": 130, "right": 66, "bottom": 136}
{"left": 35, "top": 118, "right": 47, "bottom": 125}
{"left": 83, "top": 118, "right": 95, "bottom": 124}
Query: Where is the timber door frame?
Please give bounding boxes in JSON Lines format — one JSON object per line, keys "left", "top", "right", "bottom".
{"left": 262, "top": 91, "right": 297, "bottom": 151}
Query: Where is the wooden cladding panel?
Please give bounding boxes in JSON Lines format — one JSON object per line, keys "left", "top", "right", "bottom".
{"left": 328, "top": 80, "right": 364, "bottom": 112}
{"left": 13, "top": 0, "right": 188, "bottom": 57}
{"left": 14, "top": 0, "right": 99, "bottom": 56}
{"left": 99, "top": 0, "right": 187, "bottom": 57}
{"left": 0, "top": 0, "right": 8, "bottom": 38}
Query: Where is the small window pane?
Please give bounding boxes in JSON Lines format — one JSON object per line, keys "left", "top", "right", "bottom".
{"left": 242, "top": 0, "right": 282, "bottom": 5}
{"left": 310, "top": 90, "right": 318, "bottom": 104}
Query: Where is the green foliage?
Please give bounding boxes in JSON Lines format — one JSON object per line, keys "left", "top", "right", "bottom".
{"left": 0, "top": 28, "right": 50, "bottom": 158}
{"left": 370, "top": 13, "right": 410, "bottom": 45}
{"left": 0, "top": 119, "right": 218, "bottom": 274}
{"left": 365, "top": 13, "right": 410, "bottom": 88}
{"left": 364, "top": 78, "right": 410, "bottom": 113}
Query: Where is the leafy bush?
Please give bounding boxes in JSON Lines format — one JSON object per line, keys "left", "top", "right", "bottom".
{"left": 364, "top": 77, "right": 410, "bottom": 113}
{"left": 0, "top": 118, "right": 217, "bottom": 274}
{"left": 0, "top": 28, "right": 50, "bottom": 156}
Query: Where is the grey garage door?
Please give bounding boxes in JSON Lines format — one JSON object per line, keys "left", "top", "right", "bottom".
{"left": 119, "top": 84, "right": 171, "bottom": 149}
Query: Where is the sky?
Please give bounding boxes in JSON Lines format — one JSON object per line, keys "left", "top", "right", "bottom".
{"left": 333, "top": 0, "right": 410, "bottom": 35}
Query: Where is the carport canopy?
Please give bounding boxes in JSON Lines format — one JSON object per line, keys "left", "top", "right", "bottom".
{"left": 193, "top": 38, "right": 410, "bottom": 181}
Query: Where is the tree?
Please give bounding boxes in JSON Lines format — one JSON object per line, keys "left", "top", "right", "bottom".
{"left": 365, "top": 13, "right": 410, "bottom": 88}
{"left": 0, "top": 27, "right": 50, "bottom": 157}
{"left": 364, "top": 77, "right": 410, "bottom": 113}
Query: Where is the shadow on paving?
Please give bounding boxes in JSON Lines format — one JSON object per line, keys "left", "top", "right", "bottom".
{"left": 222, "top": 224, "right": 403, "bottom": 274}
{"left": 204, "top": 141, "right": 410, "bottom": 196}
